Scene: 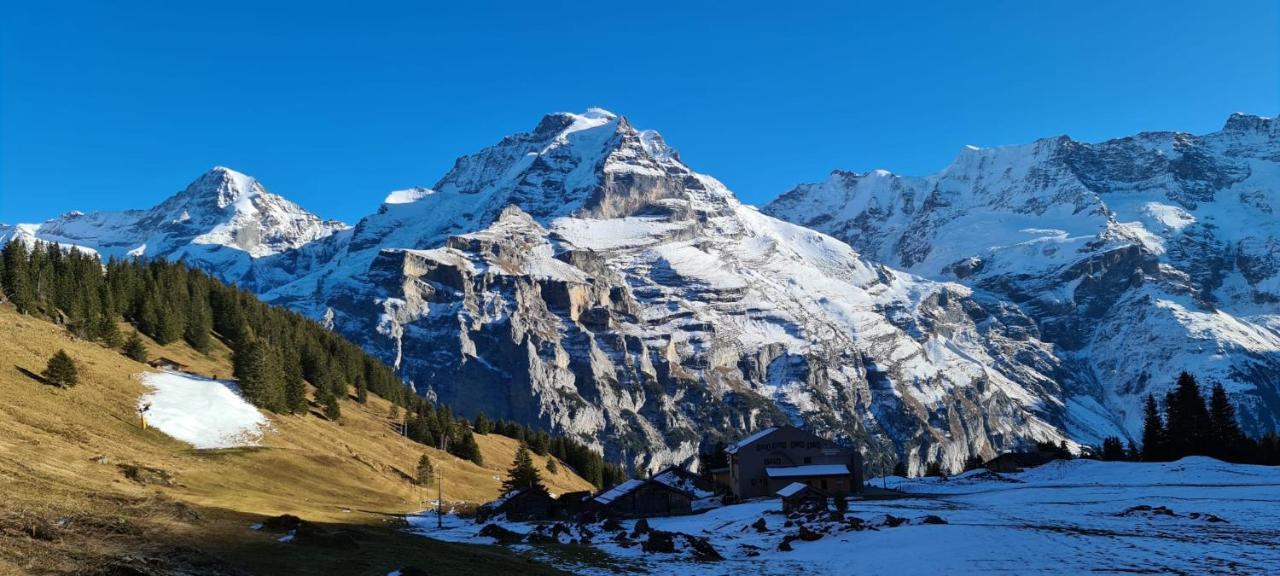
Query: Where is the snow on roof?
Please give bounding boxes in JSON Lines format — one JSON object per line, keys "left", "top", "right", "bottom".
{"left": 651, "top": 468, "right": 714, "bottom": 499}
{"left": 725, "top": 427, "right": 778, "bottom": 454}
{"left": 592, "top": 479, "right": 645, "bottom": 505}
{"left": 776, "top": 482, "right": 810, "bottom": 498}
{"left": 482, "top": 489, "right": 524, "bottom": 510}
{"left": 765, "top": 464, "right": 850, "bottom": 478}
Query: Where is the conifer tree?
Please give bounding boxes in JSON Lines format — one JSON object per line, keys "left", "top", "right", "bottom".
{"left": 474, "top": 412, "right": 492, "bottom": 435}
{"left": 1208, "top": 382, "right": 1244, "bottom": 460}
{"left": 1164, "top": 372, "right": 1212, "bottom": 456}
{"left": 1101, "top": 437, "right": 1126, "bottom": 461}
{"left": 235, "top": 336, "right": 286, "bottom": 411}
{"left": 416, "top": 454, "right": 434, "bottom": 486}
{"left": 184, "top": 293, "right": 213, "bottom": 353}
{"left": 42, "top": 349, "right": 79, "bottom": 387}
{"left": 502, "top": 444, "right": 546, "bottom": 494}
{"left": 1141, "top": 394, "right": 1167, "bottom": 461}
{"left": 282, "top": 347, "right": 307, "bottom": 414}
{"left": 321, "top": 390, "right": 341, "bottom": 421}
{"left": 3, "top": 240, "right": 35, "bottom": 313}
{"left": 546, "top": 457, "right": 558, "bottom": 475}
{"left": 94, "top": 313, "right": 124, "bottom": 348}
{"left": 122, "top": 331, "right": 149, "bottom": 363}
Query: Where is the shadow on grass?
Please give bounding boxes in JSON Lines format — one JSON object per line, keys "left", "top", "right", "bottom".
{"left": 15, "top": 364, "right": 49, "bottom": 386}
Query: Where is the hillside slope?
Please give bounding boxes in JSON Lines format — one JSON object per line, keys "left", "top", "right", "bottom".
{"left": 0, "top": 306, "right": 591, "bottom": 575}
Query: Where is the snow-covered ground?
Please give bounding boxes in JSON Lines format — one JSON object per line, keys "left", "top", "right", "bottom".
{"left": 407, "top": 458, "right": 1280, "bottom": 575}
{"left": 138, "top": 370, "right": 271, "bottom": 449}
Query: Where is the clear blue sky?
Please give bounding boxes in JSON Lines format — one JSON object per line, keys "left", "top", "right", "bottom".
{"left": 2, "top": 1, "right": 1277, "bottom": 224}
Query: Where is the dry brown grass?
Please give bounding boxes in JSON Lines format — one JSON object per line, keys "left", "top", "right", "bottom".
{"left": 0, "top": 306, "right": 591, "bottom": 575}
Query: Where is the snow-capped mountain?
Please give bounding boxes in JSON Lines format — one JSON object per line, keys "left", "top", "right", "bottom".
{"left": 765, "top": 113, "right": 1280, "bottom": 443}
{"left": 1, "top": 166, "right": 348, "bottom": 281}
{"left": 256, "top": 109, "right": 1072, "bottom": 473}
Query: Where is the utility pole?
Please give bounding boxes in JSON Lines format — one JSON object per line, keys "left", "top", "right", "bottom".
{"left": 437, "top": 469, "right": 443, "bottom": 529}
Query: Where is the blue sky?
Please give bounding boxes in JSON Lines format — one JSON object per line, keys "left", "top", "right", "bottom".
{"left": 2, "top": 1, "right": 1276, "bottom": 224}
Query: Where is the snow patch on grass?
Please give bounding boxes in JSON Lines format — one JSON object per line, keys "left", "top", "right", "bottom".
{"left": 138, "top": 370, "right": 271, "bottom": 449}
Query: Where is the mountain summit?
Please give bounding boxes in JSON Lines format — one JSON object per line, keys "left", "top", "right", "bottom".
{"left": 1, "top": 166, "right": 347, "bottom": 280}
{"left": 765, "top": 113, "right": 1280, "bottom": 442}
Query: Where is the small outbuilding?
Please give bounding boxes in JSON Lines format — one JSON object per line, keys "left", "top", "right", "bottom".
{"left": 476, "top": 488, "right": 554, "bottom": 522}
{"left": 777, "top": 482, "right": 827, "bottom": 514}
{"left": 147, "top": 357, "right": 190, "bottom": 372}
{"left": 591, "top": 478, "right": 694, "bottom": 518}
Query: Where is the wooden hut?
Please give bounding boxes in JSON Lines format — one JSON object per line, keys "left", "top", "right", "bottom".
{"left": 591, "top": 479, "right": 694, "bottom": 518}
{"left": 476, "top": 488, "right": 554, "bottom": 522}
{"left": 147, "top": 357, "right": 190, "bottom": 372}
{"left": 777, "top": 482, "right": 827, "bottom": 514}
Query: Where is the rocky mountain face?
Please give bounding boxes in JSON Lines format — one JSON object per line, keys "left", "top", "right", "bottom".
{"left": 252, "top": 109, "right": 1073, "bottom": 474}
{"left": 11, "top": 111, "right": 1274, "bottom": 475}
{"left": 0, "top": 166, "right": 350, "bottom": 282}
{"left": 765, "top": 113, "right": 1280, "bottom": 443}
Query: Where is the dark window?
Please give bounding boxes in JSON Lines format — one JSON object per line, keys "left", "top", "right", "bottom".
{"left": 791, "top": 441, "right": 804, "bottom": 448}
{"left": 803, "top": 457, "right": 812, "bottom": 464}
{"left": 821, "top": 479, "right": 829, "bottom": 490}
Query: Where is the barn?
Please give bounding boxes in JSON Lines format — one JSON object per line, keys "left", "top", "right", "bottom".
{"left": 591, "top": 478, "right": 694, "bottom": 518}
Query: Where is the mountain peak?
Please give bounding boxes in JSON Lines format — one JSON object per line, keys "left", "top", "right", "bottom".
{"left": 1222, "top": 112, "right": 1275, "bottom": 134}
{"left": 185, "top": 165, "right": 262, "bottom": 210}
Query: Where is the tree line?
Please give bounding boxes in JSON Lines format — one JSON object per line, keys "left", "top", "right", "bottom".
{"left": 0, "top": 239, "right": 630, "bottom": 488}
{"left": 1098, "top": 371, "right": 1280, "bottom": 465}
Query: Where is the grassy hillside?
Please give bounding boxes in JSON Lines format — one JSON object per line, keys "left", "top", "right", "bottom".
{"left": 0, "top": 305, "right": 592, "bottom": 575}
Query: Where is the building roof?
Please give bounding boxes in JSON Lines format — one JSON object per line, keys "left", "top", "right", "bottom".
{"left": 592, "top": 479, "right": 645, "bottom": 505}
{"left": 765, "top": 464, "right": 850, "bottom": 478}
{"left": 651, "top": 467, "right": 713, "bottom": 499}
{"left": 776, "top": 482, "right": 812, "bottom": 498}
{"left": 725, "top": 427, "right": 778, "bottom": 454}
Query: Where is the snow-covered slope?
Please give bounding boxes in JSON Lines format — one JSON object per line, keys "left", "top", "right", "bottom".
{"left": 265, "top": 109, "right": 1073, "bottom": 473}
{"left": 765, "top": 113, "right": 1280, "bottom": 443}
{"left": 0, "top": 166, "right": 348, "bottom": 283}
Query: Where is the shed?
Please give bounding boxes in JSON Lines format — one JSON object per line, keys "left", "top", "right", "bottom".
{"left": 591, "top": 478, "right": 694, "bottom": 518}
{"left": 552, "top": 490, "right": 594, "bottom": 519}
{"left": 147, "top": 357, "right": 190, "bottom": 372}
{"left": 477, "top": 488, "right": 554, "bottom": 522}
{"left": 777, "top": 482, "right": 827, "bottom": 514}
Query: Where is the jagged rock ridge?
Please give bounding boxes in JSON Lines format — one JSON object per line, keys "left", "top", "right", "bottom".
{"left": 764, "top": 113, "right": 1280, "bottom": 443}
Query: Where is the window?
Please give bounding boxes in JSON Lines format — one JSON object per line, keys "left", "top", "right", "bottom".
{"left": 821, "top": 479, "right": 828, "bottom": 490}
{"left": 803, "top": 457, "right": 812, "bottom": 464}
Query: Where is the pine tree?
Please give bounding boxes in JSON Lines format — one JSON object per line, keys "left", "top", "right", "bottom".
{"left": 94, "top": 313, "right": 123, "bottom": 348}
{"left": 42, "top": 349, "right": 79, "bottom": 387}
{"left": 235, "top": 336, "right": 286, "bottom": 411}
{"left": 1101, "top": 436, "right": 1126, "bottom": 461}
{"left": 282, "top": 347, "right": 307, "bottom": 414}
{"left": 122, "top": 331, "right": 149, "bottom": 363}
{"left": 1208, "top": 382, "right": 1244, "bottom": 461}
{"left": 1141, "top": 394, "right": 1167, "bottom": 461}
{"left": 184, "top": 293, "right": 213, "bottom": 353}
{"left": 502, "top": 444, "right": 546, "bottom": 494}
{"left": 415, "top": 454, "right": 434, "bottom": 486}
{"left": 892, "top": 461, "right": 908, "bottom": 477}
{"left": 448, "top": 426, "right": 483, "bottom": 465}
{"left": 474, "top": 412, "right": 492, "bottom": 435}
{"left": 321, "top": 390, "right": 341, "bottom": 421}
{"left": 546, "top": 458, "right": 559, "bottom": 475}
{"left": 3, "top": 240, "right": 35, "bottom": 313}
{"left": 1164, "top": 372, "right": 1212, "bottom": 457}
